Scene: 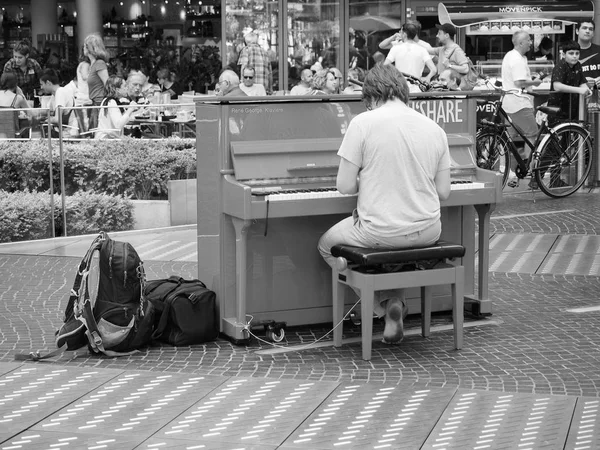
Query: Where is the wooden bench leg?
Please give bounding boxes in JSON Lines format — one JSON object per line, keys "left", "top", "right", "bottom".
{"left": 332, "top": 270, "right": 344, "bottom": 348}
{"left": 360, "top": 276, "right": 374, "bottom": 361}
{"left": 453, "top": 266, "right": 465, "bottom": 350}
{"left": 421, "top": 286, "right": 432, "bottom": 338}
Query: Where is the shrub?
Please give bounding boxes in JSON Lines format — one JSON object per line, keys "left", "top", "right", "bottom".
{"left": 0, "top": 190, "right": 134, "bottom": 243}
{"left": 0, "top": 138, "right": 196, "bottom": 199}
{"left": 0, "top": 190, "right": 53, "bottom": 242}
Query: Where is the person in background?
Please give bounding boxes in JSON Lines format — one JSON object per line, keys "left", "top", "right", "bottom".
{"left": 84, "top": 34, "right": 109, "bottom": 131}
{"left": 429, "top": 24, "right": 469, "bottom": 81}
{"left": 156, "top": 68, "right": 183, "bottom": 99}
{"left": 76, "top": 50, "right": 90, "bottom": 104}
{"left": 127, "top": 67, "right": 160, "bottom": 99}
{"left": 95, "top": 75, "right": 146, "bottom": 139}
{"left": 533, "top": 37, "right": 553, "bottom": 61}
{"left": 39, "top": 68, "right": 79, "bottom": 137}
{"left": 318, "top": 64, "right": 450, "bottom": 344}
{"left": 74, "top": 51, "right": 91, "bottom": 134}
{"left": 384, "top": 22, "right": 436, "bottom": 91}
{"left": 438, "top": 68, "right": 461, "bottom": 90}
{"left": 238, "top": 31, "right": 272, "bottom": 93}
{"left": 215, "top": 69, "right": 247, "bottom": 97}
{"left": 343, "top": 68, "right": 365, "bottom": 94}
{"left": 379, "top": 29, "right": 403, "bottom": 50}
{"left": 310, "top": 69, "right": 337, "bottom": 95}
{"left": 2, "top": 40, "right": 42, "bottom": 101}
{"left": 329, "top": 67, "right": 343, "bottom": 94}
{"left": 290, "top": 68, "right": 313, "bottom": 95}
{"left": 575, "top": 20, "right": 600, "bottom": 91}
{"left": 239, "top": 65, "right": 267, "bottom": 96}
{"left": 501, "top": 30, "right": 543, "bottom": 189}
{"left": 125, "top": 71, "right": 148, "bottom": 103}
{"left": 0, "top": 71, "right": 30, "bottom": 123}
{"left": 547, "top": 40, "right": 591, "bottom": 123}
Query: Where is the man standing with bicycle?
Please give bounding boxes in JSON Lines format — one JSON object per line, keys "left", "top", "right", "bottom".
{"left": 501, "top": 30, "right": 543, "bottom": 188}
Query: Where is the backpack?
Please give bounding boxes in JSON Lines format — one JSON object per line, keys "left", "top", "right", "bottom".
{"left": 447, "top": 46, "right": 480, "bottom": 90}
{"left": 460, "top": 57, "right": 480, "bottom": 90}
{"left": 143, "top": 276, "right": 218, "bottom": 346}
{"left": 51, "top": 232, "right": 154, "bottom": 358}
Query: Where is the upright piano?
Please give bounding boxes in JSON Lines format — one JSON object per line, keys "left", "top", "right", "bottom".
{"left": 195, "top": 93, "right": 503, "bottom": 343}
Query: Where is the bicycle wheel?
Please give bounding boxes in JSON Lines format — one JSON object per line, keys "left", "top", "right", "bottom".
{"left": 534, "top": 123, "right": 593, "bottom": 198}
{"left": 475, "top": 129, "right": 511, "bottom": 188}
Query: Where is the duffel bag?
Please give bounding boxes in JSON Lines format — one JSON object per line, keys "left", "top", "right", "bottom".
{"left": 144, "top": 276, "right": 218, "bottom": 346}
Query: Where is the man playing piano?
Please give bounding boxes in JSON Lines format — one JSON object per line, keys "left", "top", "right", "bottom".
{"left": 318, "top": 63, "right": 451, "bottom": 344}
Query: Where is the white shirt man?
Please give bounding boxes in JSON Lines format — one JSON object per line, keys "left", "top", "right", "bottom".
{"left": 39, "top": 69, "right": 79, "bottom": 137}
{"left": 239, "top": 66, "right": 267, "bottom": 96}
{"left": 290, "top": 69, "right": 313, "bottom": 95}
{"left": 384, "top": 22, "right": 436, "bottom": 90}
{"left": 501, "top": 31, "right": 542, "bottom": 168}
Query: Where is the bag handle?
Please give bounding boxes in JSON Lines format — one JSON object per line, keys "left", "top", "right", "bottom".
{"left": 151, "top": 277, "right": 185, "bottom": 340}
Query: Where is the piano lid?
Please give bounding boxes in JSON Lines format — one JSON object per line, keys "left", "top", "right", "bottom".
{"left": 230, "top": 138, "right": 344, "bottom": 181}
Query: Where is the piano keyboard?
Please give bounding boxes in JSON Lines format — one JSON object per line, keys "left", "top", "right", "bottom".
{"left": 451, "top": 180, "right": 486, "bottom": 190}
{"left": 253, "top": 181, "right": 486, "bottom": 201}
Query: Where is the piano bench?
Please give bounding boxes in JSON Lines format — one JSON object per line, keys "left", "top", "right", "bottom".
{"left": 331, "top": 241, "right": 466, "bottom": 361}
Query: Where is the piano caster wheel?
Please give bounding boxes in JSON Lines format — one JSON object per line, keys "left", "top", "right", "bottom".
{"left": 266, "top": 328, "right": 285, "bottom": 343}
{"left": 252, "top": 320, "right": 287, "bottom": 343}
{"left": 349, "top": 311, "right": 361, "bottom": 326}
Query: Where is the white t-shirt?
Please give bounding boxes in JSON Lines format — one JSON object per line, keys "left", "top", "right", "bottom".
{"left": 501, "top": 49, "right": 534, "bottom": 113}
{"left": 239, "top": 83, "right": 267, "bottom": 96}
{"left": 338, "top": 100, "right": 450, "bottom": 237}
{"left": 385, "top": 42, "right": 432, "bottom": 78}
{"left": 53, "top": 81, "right": 79, "bottom": 136}
{"left": 290, "top": 84, "right": 311, "bottom": 95}
{"left": 95, "top": 99, "right": 130, "bottom": 139}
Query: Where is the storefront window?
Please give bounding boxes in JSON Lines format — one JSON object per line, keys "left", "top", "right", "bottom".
{"left": 226, "top": 0, "right": 280, "bottom": 91}
{"left": 349, "top": 0, "right": 403, "bottom": 69}
{"left": 286, "top": 0, "right": 340, "bottom": 91}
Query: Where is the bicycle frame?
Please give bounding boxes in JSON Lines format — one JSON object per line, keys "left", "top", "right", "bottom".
{"left": 480, "top": 92, "right": 550, "bottom": 178}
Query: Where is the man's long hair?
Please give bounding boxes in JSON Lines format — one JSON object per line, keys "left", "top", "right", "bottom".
{"left": 362, "top": 63, "right": 409, "bottom": 108}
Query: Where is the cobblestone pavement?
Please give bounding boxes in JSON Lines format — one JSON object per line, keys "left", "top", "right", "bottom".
{"left": 2, "top": 189, "right": 600, "bottom": 448}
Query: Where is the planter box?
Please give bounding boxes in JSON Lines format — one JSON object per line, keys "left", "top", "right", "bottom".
{"left": 168, "top": 179, "right": 197, "bottom": 225}
{"left": 132, "top": 200, "right": 171, "bottom": 230}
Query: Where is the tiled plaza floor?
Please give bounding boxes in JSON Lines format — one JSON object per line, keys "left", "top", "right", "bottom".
{"left": 1, "top": 188, "right": 600, "bottom": 448}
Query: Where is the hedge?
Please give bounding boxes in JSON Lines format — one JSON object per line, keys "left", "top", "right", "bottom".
{"left": 0, "top": 137, "right": 196, "bottom": 200}
{"left": 0, "top": 190, "right": 134, "bottom": 243}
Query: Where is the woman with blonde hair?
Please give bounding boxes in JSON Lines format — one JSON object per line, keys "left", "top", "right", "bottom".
{"left": 84, "top": 34, "right": 109, "bottom": 130}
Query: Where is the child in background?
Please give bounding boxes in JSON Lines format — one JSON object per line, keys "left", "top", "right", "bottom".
{"left": 547, "top": 40, "right": 592, "bottom": 125}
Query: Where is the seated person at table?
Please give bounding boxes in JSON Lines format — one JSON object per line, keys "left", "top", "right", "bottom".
{"left": 39, "top": 68, "right": 79, "bottom": 137}
{"left": 289, "top": 68, "right": 313, "bottom": 95}
{"left": 95, "top": 75, "right": 146, "bottom": 139}
{"left": 156, "top": 68, "right": 183, "bottom": 100}
{"left": 317, "top": 64, "right": 451, "bottom": 344}
{"left": 239, "top": 65, "right": 267, "bottom": 96}
{"left": 438, "top": 68, "right": 461, "bottom": 91}
{"left": 0, "top": 71, "right": 30, "bottom": 138}
{"left": 310, "top": 69, "right": 337, "bottom": 95}
{"left": 343, "top": 68, "right": 365, "bottom": 94}
{"left": 124, "top": 71, "right": 146, "bottom": 103}
{"left": 127, "top": 68, "right": 160, "bottom": 100}
{"left": 215, "top": 70, "right": 247, "bottom": 97}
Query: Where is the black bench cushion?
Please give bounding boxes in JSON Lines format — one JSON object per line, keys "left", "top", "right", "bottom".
{"left": 331, "top": 241, "right": 465, "bottom": 266}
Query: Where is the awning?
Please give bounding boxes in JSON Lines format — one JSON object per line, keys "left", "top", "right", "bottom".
{"left": 438, "top": 1, "right": 594, "bottom": 35}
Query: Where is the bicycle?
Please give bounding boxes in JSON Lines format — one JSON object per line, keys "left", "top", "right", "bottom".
{"left": 475, "top": 88, "right": 594, "bottom": 198}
